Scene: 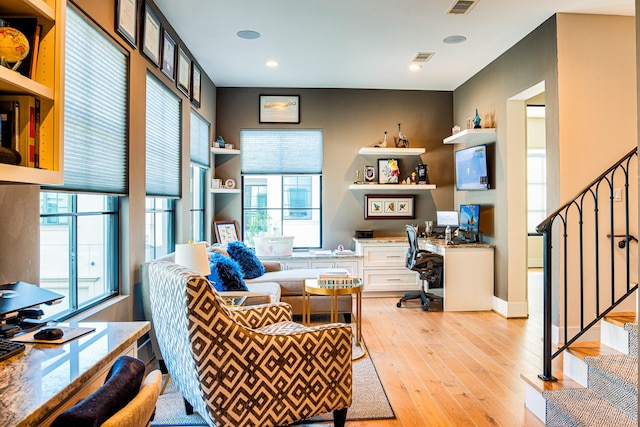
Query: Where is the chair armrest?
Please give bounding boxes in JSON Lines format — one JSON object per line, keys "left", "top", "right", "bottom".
{"left": 230, "top": 302, "right": 292, "bottom": 329}
{"left": 261, "top": 261, "right": 282, "bottom": 272}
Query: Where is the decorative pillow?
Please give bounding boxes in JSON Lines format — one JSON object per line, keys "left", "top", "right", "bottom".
{"left": 51, "top": 356, "right": 145, "bottom": 427}
{"left": 208, "top": 252, "right": 248, "bottom": 292}
{"left": 227, "top": 241, "right": 266, "bottom": 279}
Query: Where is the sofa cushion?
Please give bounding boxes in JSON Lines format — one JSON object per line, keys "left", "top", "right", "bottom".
{"left": 227, "top": 241, "right": 266, "bottom": 279}
{"left": 208, "top": 252, "right": 248, "bottom": 292}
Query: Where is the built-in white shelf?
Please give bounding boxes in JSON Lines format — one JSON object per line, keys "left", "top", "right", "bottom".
{"left": 443, "top": 128, "right": 496, "bottom": 145}
{"left": 358, "top": 147, "right": 425, "bottom": 156}
{"left": 211, "top": 147, "right": 240, "bottom": 155}
{"left": 349, "top": 184, "right": 436, "bottom": 191}
{"left": 210, "top": 188, "right": 241, "bottom": 194}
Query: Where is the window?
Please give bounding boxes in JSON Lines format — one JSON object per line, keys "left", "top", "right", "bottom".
{"left": 528, "top": 148, "right": 547, "bottom": 233}
{"left": 38, "top": 6, "right": 127, "bottom": 320}
{"left": 241, "top": 130, "right": 322, "bottom": 248}
{"left": 190, "top": 110, "right": 210, "bottom": 242}
{"left": 40, "top": 193, "right": 119, "bottom": 319}
{"left": 145, "top": 73, "right": 181, "bottom": 260}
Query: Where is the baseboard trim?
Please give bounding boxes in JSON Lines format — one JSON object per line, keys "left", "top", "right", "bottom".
{"left": 492, "top": 296, "right": 529, "bottom": 318}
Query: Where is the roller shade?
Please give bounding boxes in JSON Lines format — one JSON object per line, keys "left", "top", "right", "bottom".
{"left": 190, "top": 110, "right": 210, "bottom": 167}
{"left": 241, "top": 129, "right": 322, "bottom": 174}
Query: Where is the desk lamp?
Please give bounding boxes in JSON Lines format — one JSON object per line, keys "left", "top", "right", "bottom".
{"left": 175, "top": 241, "right": 211, "bottom": 276}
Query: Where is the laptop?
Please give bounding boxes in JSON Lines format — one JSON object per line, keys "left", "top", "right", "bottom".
{"left": 433, "top": 210, "right": 459, "bottom": 236}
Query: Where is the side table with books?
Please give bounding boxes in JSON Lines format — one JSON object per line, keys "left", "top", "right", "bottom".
{"left": 302, "top": 275, "right": 363, "bottom": 347}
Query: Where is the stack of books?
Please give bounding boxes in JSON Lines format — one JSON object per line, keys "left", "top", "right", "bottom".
{"left": 317, "top": 272, "right": 358, "bottom": 287}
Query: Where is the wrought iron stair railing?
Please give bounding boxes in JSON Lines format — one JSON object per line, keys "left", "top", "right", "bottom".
{"left": 536, "top": 147, "right": 638, "bottom": 381}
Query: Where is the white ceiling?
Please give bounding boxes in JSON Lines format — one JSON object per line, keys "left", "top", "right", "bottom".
{"left": 153, "top": 0, "right": 634, "bottom": 91}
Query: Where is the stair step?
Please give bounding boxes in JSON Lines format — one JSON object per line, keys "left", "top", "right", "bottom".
{"left": 521, "top": 372, "right": 582, "bottom": 394}
{"left": 543, "top": 388, "right": 636, "bottom": 427}
{"left": 566, "top": 341, "right": 623, "bottom": 359}
{"left": 585, "top": 354, "right": 638, "bottom": 418}
{"left": 604, "top": 312, "right": 637, "bottom": 328}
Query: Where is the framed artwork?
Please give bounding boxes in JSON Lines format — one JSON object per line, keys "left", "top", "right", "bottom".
{"left": 214, "top": 220, "right": 240, "bottom": 245}
{"left": 177, "top": 47, "right": 190, "bottom": 96}
{"left": 190, "top": 63, "right": 202, "bottom": 107}
{"left": 161, "top": 30, "right": 177, "bottom": 81}
{"left": 364, "top": 165, "right": 375, "bottom": 183}
{"left": 259, "top": 95, "right": 300, "bottom": 124}
{"left": 115, "top": 0, "right": 137, "bottom": 47}
{"left": 378, "top": 158, "right": 400, "bottom": 184}
{"left": 364, "top": 195, "right": 415, "bottom": 220}
{"left": 142, "top": 3, "right": 161, "bottom": 66}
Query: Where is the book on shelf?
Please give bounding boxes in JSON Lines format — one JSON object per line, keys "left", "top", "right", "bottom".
{"left": 0, "top": 96, "right": 40, "bottom": 168}
{"left": 0, "top": 101, "right": 21, "bottom": 165}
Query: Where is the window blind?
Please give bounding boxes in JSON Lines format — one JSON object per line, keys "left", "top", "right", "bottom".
{"left": 146, "top": 73, "right": 181, "bottom": 197}
{"left": 57, "top": 7, "right": 128, "bottom": 193}
{"left": 241, "top": 130, "right": 322, "bottom": 174}
{"left": 190, "top": 110, "right": 210, "bottom": 167}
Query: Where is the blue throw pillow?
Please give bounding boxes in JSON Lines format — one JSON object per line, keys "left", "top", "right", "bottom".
{"left": 227, "top": 241, "right": 266, "bottom": 279}
{"left": 208, "top": 252, "right": 248, "bottom": 292}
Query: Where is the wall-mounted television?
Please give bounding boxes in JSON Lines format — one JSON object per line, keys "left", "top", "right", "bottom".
{"left": 455, "top": 145, "right": 489, "bottom": 190}
{"left": 459, "top": 204, "right": 480, "bottom": 242}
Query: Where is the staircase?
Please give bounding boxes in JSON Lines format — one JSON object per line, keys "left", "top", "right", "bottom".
{"left": 523, "top": 313, "right": 638, "bottom": 425}
{"left": 522, "top": 148, "right": 639, "bottom": 425}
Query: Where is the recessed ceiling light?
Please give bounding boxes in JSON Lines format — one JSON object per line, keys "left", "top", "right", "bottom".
{"left": 237, "top": 30, "right": 261, "bottom": 40}
{"left": 443, "top": 35, "right": 467, "bottom": 44}
{"left": 265, "top": 60, "right": 279, "bottom": 68}
{"left": 408, "top": 64, "right": 422, "bottom": 72}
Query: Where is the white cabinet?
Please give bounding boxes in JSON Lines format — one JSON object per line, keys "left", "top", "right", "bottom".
{"left": 0, "top": 0, "right": 65, "bottom": 185}
{"left": 354, "top": 239, "right": 419, "bottom": 295}
{"left": 281, "top": 258, "right": 361, "bottom": 277}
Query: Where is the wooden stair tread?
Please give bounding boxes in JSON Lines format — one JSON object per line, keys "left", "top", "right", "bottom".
{"left": 604, "top": 312, "right": 637, "bottom": 327}
{"left": 567, "top": 341, "right": 623, "bottom": 359}
{"left": 521, "top": 372, "right": 582, "bottom": 393}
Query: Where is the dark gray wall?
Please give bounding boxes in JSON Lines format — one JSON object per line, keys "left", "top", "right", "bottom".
{"left": 215, "top": 88, "right": 454, "bottom": 249}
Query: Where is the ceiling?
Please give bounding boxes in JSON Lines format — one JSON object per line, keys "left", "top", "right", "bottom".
{"left": 153, "top": 0, "right": 634, "bottom": 91}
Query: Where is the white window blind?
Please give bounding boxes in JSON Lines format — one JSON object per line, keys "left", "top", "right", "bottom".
{"left": 241, "top": 130, "right": 322, "bottom": 174}
{"left": 146, "top": 73, "right": 181, "bottom": 197}
{"left": 59, "top": 7, "right": 128, "bottom": 193}
{"left": 190, "top": 110, "right": 210, "bottom": 167}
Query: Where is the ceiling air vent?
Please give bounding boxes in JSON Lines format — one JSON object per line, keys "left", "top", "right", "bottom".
{"left": 412, "top": 52, "right": 434, "bottom": 63}
{"left": 446, "top": 0, "right": 478, "bottom": 15}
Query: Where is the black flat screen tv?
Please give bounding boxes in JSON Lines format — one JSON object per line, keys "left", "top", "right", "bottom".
{"left": 455, "top": 145, "right": 489, "bottom": 190}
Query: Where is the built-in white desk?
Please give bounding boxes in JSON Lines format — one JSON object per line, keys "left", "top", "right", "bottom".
{"left": 353, "top": 237, "right": 494, "bottom": 311}
{"left": 0, "top": 321, "right": 150, "bottom": 427}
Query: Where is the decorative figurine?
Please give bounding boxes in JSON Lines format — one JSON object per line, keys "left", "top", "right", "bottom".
{"left": 473, "top": 109, "right": 482, "bottom": 129}
{"left": 374, "top": 131, "right": 388, "bottom": 148}
{"left": 354, "top": 169, "right": 362, "bottom": 184}
{"left": 410, "top": 171, "right": 417, "bottom": 184}
{"left": 394, "top": 123, "right": 409, "bottom": 148}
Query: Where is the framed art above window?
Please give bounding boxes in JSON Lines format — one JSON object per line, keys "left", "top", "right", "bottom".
{"left": 115, "top": 0, "right": 137, "bottom": 47}
{"left": 177, "top": 47, "right": 190, "bottom": 96}
{"left": 259, "top": 95, "right": 300, "bottom": 124}
{"left": 364, "top": 194, "right": 415, "bottom": 220}
{"left": 190, "top": 63, "right": 202, "bottom": 107}
{"left": 142, "top": 3, "right": 161, "bottom": 66}
{"left": 161, "top": 30, "right": 176, "bottom": 81}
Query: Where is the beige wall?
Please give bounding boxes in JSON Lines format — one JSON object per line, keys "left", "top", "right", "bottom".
{"left": 215, "top": 88, "right": 454, "bottom": 249}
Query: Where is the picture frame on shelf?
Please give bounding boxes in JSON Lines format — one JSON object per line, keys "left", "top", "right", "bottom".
{"left": 259, "top": 95, "right": 300, "bottom": 124}
{"left": 161, "top": 30, "right": 176, "bottom": 81}
{"left": 378, "top": 158, "right": 400, "bottom": 184}
{"left": 364, "top": 194, "right": 415, "bottom": 220}
{"left": 364, "top": 165, "right": 375, "bottom": 183}
{"left": 142, "top": 3, "right": 161, "bottom": 66}
{"left": 191, "top": 63, "right": 202, "bottom": 107}
{"left": 214, "top": 220, "right": 240, "bottom": 245}
{"left": 115, "top": 0, "right": 137, "bottom": 47}
{"left": 177, "top": 47, "right": 190, "bottom": 96}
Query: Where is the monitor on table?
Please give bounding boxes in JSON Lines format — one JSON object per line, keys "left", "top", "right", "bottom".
{"left": 459, "top": 204, "right": 480, "bottom": 242}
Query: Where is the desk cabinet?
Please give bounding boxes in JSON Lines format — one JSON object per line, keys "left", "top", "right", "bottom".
{"left": 354, "top": 240, "right": 419, "bottom": 295}
{"left": 281, "top": 259, "right": 361, "bottom": 277}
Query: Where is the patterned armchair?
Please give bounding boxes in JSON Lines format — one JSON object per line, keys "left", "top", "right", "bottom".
{"left": 148, "top": 261, "right": 352, "bottom": 427}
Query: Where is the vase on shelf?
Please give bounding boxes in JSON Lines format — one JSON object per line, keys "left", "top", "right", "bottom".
{"left": 473, "top": 109, "right": 482, "bottom": 129}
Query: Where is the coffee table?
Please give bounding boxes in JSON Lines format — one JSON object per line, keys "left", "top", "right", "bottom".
{"left": 302, "top": 278, "right": 363, "bottom": 347}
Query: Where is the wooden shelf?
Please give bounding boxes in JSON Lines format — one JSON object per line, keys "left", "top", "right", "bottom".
{"left": 210, "top": 188, "right": 241, "bottom": 194}
{"left": 358, "top": 147, "right": 425, "bottom": 156}
{"left": 211, "top": 147, "right": 240, "bottom": 155}
{"left": 349, "top": 184, "right": 436, "bottom": 191}
{"left": 443, "top": 128, "right": 496, "bottom": 145}
{"left": 0, "top": 0, "right": 55, "bottom": 21}
{"left": 0, "top": 67, "right": 54, "bottom": 100}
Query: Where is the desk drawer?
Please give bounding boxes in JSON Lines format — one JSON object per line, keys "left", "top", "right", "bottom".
{"left": 363, "top": 269, "right": 418, "bottom": 292}
{"left": 362, "top": 245, "right": 406, "bottom": 267}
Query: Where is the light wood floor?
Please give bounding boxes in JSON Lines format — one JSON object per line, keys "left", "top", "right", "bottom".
{"left": 338, "top": 271, "right": 546, "bottom": 427}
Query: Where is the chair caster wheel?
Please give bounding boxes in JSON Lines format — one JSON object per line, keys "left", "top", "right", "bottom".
{"left": 422, "top": 304, "right": 429, "bottom": 311}
{"left": 396, "top": 301, "right": 402, "bottom": 308}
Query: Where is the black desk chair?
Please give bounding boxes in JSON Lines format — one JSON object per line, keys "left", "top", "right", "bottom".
{"left": 397, "top": 225, "right": 444, "bottom": 311}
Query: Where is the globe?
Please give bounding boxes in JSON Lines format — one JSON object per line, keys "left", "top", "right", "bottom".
{"left": 0, "top": 25, "right": 29, "bottom": 66}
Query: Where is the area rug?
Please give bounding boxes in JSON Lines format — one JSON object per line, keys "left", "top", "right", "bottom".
{"left": 151, "top": 339, "right": 395, "bottom": 426}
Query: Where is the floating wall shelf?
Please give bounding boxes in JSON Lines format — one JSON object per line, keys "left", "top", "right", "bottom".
{"left": 349, "top": 184, "right": 436, "bottom": 191}
{"left": 443, "top": 128, "right": 496, "bottom": 145}
{"left": 358, "top": 147, "right": 425, "bottom": 156}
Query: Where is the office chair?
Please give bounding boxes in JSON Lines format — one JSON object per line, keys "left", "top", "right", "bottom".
{"left": 397, "top": 225, "right": 444, "bottom": 311}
